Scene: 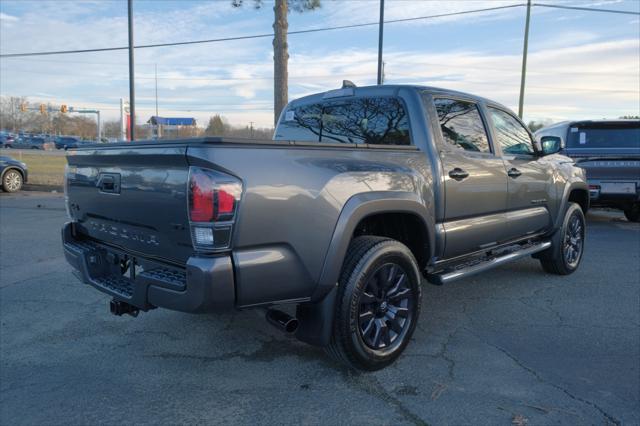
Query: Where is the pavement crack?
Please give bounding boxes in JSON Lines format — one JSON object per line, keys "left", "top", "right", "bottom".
{"left": 517, "top": 295, "right": 566, "bottom": 325}
{"left": 479, "top": 336, "right": 621, "bottom": 426}
{"left": 434, "top": 329, "right": 458, "bottom": 381}
{"left": 343, "top": 372, "right": 429, "bottom": 426}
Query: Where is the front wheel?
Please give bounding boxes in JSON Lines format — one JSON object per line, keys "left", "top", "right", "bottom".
{"left": 2, "top": 170, "right": 23, "bottom": 192}
{"left": 623, "top": 204, "right": 640, "bottom": 223}
{"left": 325, "top": 236, "right": 422, "bottom": 371}
{"left": 539, "top": 202, "right": 585, "bottom": 275}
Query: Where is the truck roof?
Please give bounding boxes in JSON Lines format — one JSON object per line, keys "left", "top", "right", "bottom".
{"left": 288, "top": 84, "right": 508, "bottom": 110}
{"left": 538, "top": 119, "right": 639, "bottom": 131}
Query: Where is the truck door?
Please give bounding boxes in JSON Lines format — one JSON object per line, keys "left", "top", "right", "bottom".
{"left": 486, "top": 107, "right": 554, "bottom": 240}
{"left": 431, "top": 97, "right": 510, "bottom": 258}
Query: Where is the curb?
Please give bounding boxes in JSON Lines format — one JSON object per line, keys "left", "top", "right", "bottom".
{"left": 23, "top": 184, "right": 64, "bottom": 193}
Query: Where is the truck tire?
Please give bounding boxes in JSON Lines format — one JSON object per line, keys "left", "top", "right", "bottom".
{"left": 2, "top": 169, "right": 23, "bottom": 193}
{"left": 623, "top": 204, "right": 640, "bottom": 223}
{"left": 539, "top": 202, "right": 585, "bottom": 275}
{"left": 325, "top": 236, "right": 422, "bottom": 371}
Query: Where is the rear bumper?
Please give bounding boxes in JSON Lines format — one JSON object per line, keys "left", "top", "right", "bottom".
{"left": 587, "top": 179, "right": 639, "bottom": 203}
{"left": 62, "top": 222, "right": 235, "bottom": 313}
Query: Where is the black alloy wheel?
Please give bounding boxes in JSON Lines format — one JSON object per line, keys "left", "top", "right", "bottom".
{"left": 563, "top": 212, "right": 584, "bottom": 269}
{"left": 358, "top": 263, "right": 413, "bottom": 351}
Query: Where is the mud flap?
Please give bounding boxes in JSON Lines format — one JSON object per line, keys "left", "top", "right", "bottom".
{"left": 294, "top": 285, "right": 338, "bottom": 347}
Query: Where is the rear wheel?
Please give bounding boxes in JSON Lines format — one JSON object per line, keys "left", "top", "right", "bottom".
{"left": 539, "top": 202, "right": 585, "bottom": 275}
{"left": 325, "top": 236, "right": 422, "bottom": 371}
{"left": 623, "top": 203, "right": 640, "bottom": 223}
{"left": 2, "top": 170, "right": 23, "bottom": 193}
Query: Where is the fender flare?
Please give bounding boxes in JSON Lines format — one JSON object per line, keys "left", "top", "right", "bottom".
{"left": 295, "top": 191, "right": 434, "bottom": 347}
{"left": 313, "top": 191, "right": 435, "bottom": 302}
{"left": 556, "top": 180, "right": 589, "bottom": 227}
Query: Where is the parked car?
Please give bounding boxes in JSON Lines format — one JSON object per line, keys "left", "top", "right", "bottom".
{"left": 0, "top": 156, "right": 28, "bottom": 192}
{"left": 535, "top": 120, "right": 640, "bottom": 222}
{"left": 55, "top": 136, "right": 81, "bottom": 150}
{"left": 13, "top": 136, "right": 47, "bottom": 150}
{"left": 62, "top": 83, "right": 588, "bottom": 370}
{"left": 0, "top": 133, "right": 16, "bottom": 148}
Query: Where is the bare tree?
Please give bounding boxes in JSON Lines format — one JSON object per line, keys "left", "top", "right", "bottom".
{"left": 0, "top": 96, "right": 28, "bottom": 132}
{"left": 232, "top": 0, "right": 320, "bottom": 126}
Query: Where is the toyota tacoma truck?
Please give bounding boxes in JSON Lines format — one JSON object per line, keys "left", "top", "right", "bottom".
{"left": 535, "top": 119, "right": 640, "bottom": 222}
{"left": 62, "top": 83, "right": 588, "bottom": 370}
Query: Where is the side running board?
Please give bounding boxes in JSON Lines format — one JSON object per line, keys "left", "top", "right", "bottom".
{"left": 427, "top": 241, "right": 551, "bottom": 285}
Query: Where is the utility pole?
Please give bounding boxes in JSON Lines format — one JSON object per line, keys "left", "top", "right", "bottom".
{"left": 518, "top": 0, "right": 532, "bottom": 119}
{"left": 154, "top": 63, "right": 159, "bottom": 117}
{"left": 127, "top": 0, "right": 136, "bottom": 141}
{"left": 97, "top": 110, "right": 101, "bottom": 142}
{"left": 155, "top": 63, "right": 159, "bottom": 139}
{"left": 377, "top": 0, "right": 385, "bottom": 85}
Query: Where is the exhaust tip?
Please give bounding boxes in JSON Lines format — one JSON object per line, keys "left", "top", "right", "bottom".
{"left": 265, "top": 309, "right": 299, "bottom": 334}
{"left": 110, "top": 300, "right": 139, "bottom": 317}
{"left": 284, "top": 317, "right": 299, "bottom": 334}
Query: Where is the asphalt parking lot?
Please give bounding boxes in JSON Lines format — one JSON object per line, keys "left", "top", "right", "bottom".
{"left": 1, "top": 192, "right": 638, "bottom": 425}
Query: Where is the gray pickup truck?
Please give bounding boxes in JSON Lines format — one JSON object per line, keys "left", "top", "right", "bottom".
{"left": 535, "top": 120, "right": 640, "bottom": 222}
{"left": 62, "top": 83, "right": 588, "bottom": 370}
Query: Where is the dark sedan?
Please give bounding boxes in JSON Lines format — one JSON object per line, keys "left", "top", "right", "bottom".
{"left": 0, "top": 156, "right": 28, "bottom": 192}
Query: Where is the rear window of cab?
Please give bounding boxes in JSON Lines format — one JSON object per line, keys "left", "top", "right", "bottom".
{"left": 274, "top": 96, "right": 411, "bottom": 146}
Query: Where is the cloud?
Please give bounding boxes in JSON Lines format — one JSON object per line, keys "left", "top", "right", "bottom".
{"left": 0, "top": 12, "right": 19, "bottom": 22}
{"left": 1, "top": 0, "right": 638, "bottom": 128}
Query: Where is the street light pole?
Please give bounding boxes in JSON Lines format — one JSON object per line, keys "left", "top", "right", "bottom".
{"left": 377, "top": 0, "right": 385, "bottom": 85}
{"left": 518, "top": 0, "right": 532, "bottom": 119}
{"left": 127, "top": 0, "right": 136, "bottom": 141}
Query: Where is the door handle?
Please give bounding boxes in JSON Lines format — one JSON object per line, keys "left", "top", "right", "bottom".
{"left": 507, "top": 168, "right": 522, "bottom": 178}
{"left": 448, "top": 168, "right": 469, "bottom": 181}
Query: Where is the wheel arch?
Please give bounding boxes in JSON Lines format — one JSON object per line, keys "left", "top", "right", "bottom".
{"left": 556, "top": 181, "right": 589, "bottom": 227}
{"left": 314, "top": 191, "right": 435, "bottom": 302}
{"left": 1, "top": 166, "right": 25, "bottom": 181}
{"left": 568, "top": 187, "right": 589, "bottom": 213}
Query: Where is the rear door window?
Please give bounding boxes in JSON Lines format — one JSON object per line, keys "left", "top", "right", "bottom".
{"left": 433, "top": 98, "right": 490, "bottom": 153}
{"left": 275, "top": 97, "right": 411, "bottom": 146}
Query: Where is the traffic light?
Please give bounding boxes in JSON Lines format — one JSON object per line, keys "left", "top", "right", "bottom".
{"left": 39, "top": 104, "right": 46, "bottom": 115}
{"left": 60, "top": 105, "right": 68, "bottom": 113}
{"left": 19, "top": 103, "right": 27, "bottom": 112}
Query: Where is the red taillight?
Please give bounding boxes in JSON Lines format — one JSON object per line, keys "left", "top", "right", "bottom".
{"left": 215, "top": 185, "right": 237, "bottom": 220}
{"left": 189, "top": 167, "right": 242, "bottom": 223}
{"left": 190, "top": 170, "right": 214, "bottom": 222}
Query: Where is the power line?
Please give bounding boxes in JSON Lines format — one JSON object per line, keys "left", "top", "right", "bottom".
{"left": 0, "top": 65, "right": 375, "bottom": 81}
{"left": 533, "top": 3, "right": 640, "bottom": 15}
{"left": 2, "top": 2, "right": 636, "bottom": 59}
{"left": 0, "top": 4, "right": 526, "bottom": 58}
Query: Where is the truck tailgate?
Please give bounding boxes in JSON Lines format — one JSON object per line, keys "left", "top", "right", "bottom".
{"left": 66, "top": 145, "right": 193, "bottom": 265}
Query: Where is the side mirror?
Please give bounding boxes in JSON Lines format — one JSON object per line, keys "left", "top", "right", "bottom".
{"left": 540, "top": 136, "right": 562, "bottom": 155}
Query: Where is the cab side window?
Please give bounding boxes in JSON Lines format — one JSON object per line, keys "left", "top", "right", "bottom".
{"left": 489, "top": 107, "right": 535, "bottom": 155}
{"left": 274, "top": 97, "right": 411, "bottom": 145}
{"left": 434, "top": 98, "right": 490, "bottom": 153}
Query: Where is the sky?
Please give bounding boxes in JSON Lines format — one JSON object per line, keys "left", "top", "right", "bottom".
{"left": 0, "top": 0, "right": 639, "bottom": 129}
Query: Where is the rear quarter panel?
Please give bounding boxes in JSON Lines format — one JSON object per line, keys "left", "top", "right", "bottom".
{"left": 187, "top": 144, "right": 434, "bottom": 307}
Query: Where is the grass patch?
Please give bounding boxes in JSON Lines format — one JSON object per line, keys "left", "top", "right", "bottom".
{"left": 1, "top": 150, "right": 66, "bottom": 186}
